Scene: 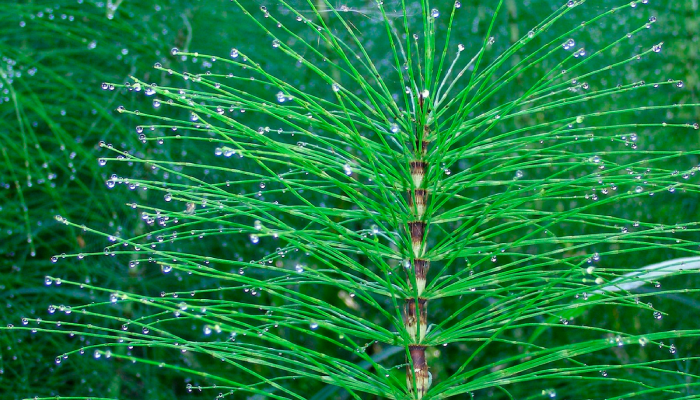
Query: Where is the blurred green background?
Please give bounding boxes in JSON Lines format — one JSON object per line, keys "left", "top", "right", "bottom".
{"left": 0, "top": 0, "right": 698, "bottom": 399}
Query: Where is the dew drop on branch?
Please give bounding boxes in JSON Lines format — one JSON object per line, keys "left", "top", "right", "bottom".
{"left": 563, "top": 39, "right": 575, "bottom": 50}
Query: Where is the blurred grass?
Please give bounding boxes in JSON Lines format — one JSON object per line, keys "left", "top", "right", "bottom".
{"left": 0, "top": 1, "right": 220, "bottom": 398}
{"left": 0, "top": 0, "right": 698, "bottom": 399}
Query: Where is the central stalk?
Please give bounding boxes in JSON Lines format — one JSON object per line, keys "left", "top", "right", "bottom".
{"left": 404, "top": 92, "right": 432, "bottom": 399}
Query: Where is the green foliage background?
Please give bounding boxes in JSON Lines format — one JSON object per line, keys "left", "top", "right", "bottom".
{"left": 0, "top": 0, "right": 698, "bottom": 399}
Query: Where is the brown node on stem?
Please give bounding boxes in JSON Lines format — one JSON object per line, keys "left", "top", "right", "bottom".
{"left": 409, "top": 161, "right": 427, "bottom": 188}
{"left": 414, "top": 139, "right": 430, "bottom": 155}
{"left": 408, "top": 221, "right": 426, "bottom": 256}
{"left": 410, "top": 259, "right": 430, "bottom": 295}
{"left": 408, "top": 189, "right": 428, "bottom": 217}
{"left": 406, "top": 345, "right": 430, "bottom": 398}
{"left": 404, "top": 298, "right": 428, "bottom": 342}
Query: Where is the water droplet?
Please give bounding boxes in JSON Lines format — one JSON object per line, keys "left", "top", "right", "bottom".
{"left": 653, "top": 311, "right": 662, "bottom": 320}
{"left": 430, "top": 8, "right": 439, "bottom": 17}
{"left": 230, "top": 48, "right": 239, "bottom": 58}
{"left": 390, "top": 123, "right": 399, "bottom": 133}
{"left": 563, "top": 38, "right": 575, "bottom": 50}
{"left": 309, "top": 322, "right": 319, "bottom": 330}
{"left": 272, "top": 39, "right": 280, "bottom": 48}
{"left": 295, "top": 264, "right": 304, "bottom": 273}
{"left": 457, "top": 43, "right": 465, "bottom": 52}
{"left": 515, "top": 170, "right": 524, "bottom": 179}
{"left": 250, "top": 234, "right": 260, "bottom": 244}
{"left": 635, "top": 186, "right": 643, "bottom": 193}
{"left": 332, "top": 83, "right": 341, "bottom": 92}
{"left": 669, "top": 344, "right": 676, "bottom": 354}
{"left": 171, "top": 47, "right": 179, "bottom": 56}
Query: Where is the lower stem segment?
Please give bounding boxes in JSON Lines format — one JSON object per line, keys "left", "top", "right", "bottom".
{"left": 406, "top": 345, "right": 430, "bottom": 398}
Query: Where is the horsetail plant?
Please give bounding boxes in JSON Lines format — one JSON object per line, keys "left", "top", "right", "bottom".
{"left": 22, "top": 0, "right": 700, "bottom": 399}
